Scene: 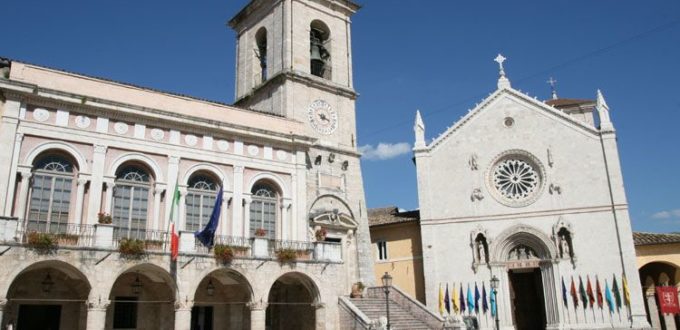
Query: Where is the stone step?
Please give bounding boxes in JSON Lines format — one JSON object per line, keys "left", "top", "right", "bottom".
{"left": 348, "top": 297, "right": 433, "bottom": 329}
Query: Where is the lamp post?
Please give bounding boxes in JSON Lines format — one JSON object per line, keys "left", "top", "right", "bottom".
{"left": 381, "top": 272, "right": 393, "bottom": 330}
{"left": 490, "top": 275, "right": 500, "bottom": 330}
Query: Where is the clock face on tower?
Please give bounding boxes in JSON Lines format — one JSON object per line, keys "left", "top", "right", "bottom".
{"left": 307, "top": 99, "right": 338, "bottom": 135}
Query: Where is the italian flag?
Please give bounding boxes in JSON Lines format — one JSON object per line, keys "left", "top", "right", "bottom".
{"left": 169, "top": 180, "right": 180, "bottom": 261}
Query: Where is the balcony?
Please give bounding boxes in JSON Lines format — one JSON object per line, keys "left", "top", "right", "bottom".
{"left": 0, "top": 217, "right": 342, "bottom": 263}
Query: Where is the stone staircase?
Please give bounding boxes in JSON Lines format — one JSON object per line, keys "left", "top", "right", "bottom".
{"left": 349, "top": 297, "right": 433, "bottom": 329}
{"left": 339, "top": 285, "right": 448, "bottom": 329}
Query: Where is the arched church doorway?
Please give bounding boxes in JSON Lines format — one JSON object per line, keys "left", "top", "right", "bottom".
{"left": 506, "top": 245, "right": 547, "bottom": 330}
{"left": 4, "top": 260, "right": 91, "bottom": 330}
{"left": 192, "top": 269, "right": 253, "bottom": 330}
{"left": 492, "top": 227, "right": 558, "bottom": 330}
{"left": 107, "top": 264, "right": 175, "bottom": 329}
{"left": 266, "top": 272, "right": 319, "bottom": 330}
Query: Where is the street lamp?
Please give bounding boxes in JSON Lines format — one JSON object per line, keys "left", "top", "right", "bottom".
{"left": 131, "top": 273, "right": 143, "bottom": 295}
{"left": 41, "top": 272, "right": 55, "bottom": 294}
{"left": 381, "top": 272, "right": 393, "bottom": 330}
{"left": 490, "top": 275, "right": 500, "bottom": 330}
{"left": 206, "top": 279, "right": 215, "bottom": 297}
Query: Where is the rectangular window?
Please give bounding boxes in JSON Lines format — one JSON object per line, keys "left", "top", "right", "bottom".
{"left": 113, "top": 296, "right": 138, "bottom": 329}
{"left": 377, "top": 240, "right": 388, "bottom": 261}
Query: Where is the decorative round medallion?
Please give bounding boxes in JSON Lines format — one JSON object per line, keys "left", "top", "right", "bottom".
{"left": 217, "top": 140, "right": 229, "bottom": 151}
{"left": 33, "top": 108, "right": 50, "bottom": 122}
{"left": 247, "top": 145, "right": 259, "bottom": 156}
{"left": 75, "top": 115, "right": 91, "bottom": 128}
{"left": 487, "top": 150, "right": 545, "bottom": 207}
{"left": 307, "top": 99, "right": 338, "bottom": 135}
{"left": 114, "top": 122, "right": 129, "bottom": 134}
{"left": 276, "top": 150, "right": 288, "bottom": 161}
{"left": 150, "top": 128, "right": 165, "bottom": 141}
{"left": 184, "top": 134, "right": 198, "bottom": 146}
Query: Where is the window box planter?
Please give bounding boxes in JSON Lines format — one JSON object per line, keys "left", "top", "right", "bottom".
{"left": 214, "top": 244, "right": 250, "bottom": 264}
{"left": 118, "top": 238, "right": 146, "bottom": 259}
{"left": 144, "top": 239, "right": 164, "bottom": 251}
{"left": 275, "top": 248, "right": 298, "bottom": 264}
{"left": 26, "top": 232, "right": 57, "bottom": 254}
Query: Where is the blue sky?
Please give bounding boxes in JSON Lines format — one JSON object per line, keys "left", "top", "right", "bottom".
{"left": 2, "top": 1, "right": 679, "bottom": 232}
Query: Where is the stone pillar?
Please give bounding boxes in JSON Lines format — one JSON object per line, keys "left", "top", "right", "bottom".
{"left": 103, "top": 180, "right": 115, "bottom": 214}
{"left": 164, "top": 156, "right": 180, "bottom": 230}
{"left": 152, "top": 185, "right": 165, "bottom": 231}
{"left": 280, "top": 200, "right": 291, "bottom": 240}
{"left": 86, "top": 144, "right": 107, "bottom": 225}
{"left": 0, "top": 298, "right": 6, "bottom": 329}
{"left": 74, "top": 176, "right": 89, "bottom": 225}
{"left": 646, "top": 292, "right": 662, "bottom": 330}
{"left": 14, "top": 169, "right": 32, "bottom": 223}
{"left": 248, "top": 302, "right": 267, "bottom": 330}
{"left": 86, "top": 300, "right": 110, "bottom": 330}
{"left": 177, "top": 187, "right": 187, "bottom": 230}
{"left": 174, "top": 301, "right": 193, "bottom": 330}
{"left": 491, "top": 264, "right": 513, "bottom": 328}
{"left": 220, "top": 191, "right": 232, "bottom": 236}
{"left": 540, "top": 261, "right": 560, "bottom": 328}
{"left": 313, "top": 302, "right": 326, "bottom": 330}
{"left": 3, "top": 131, "right": 23, "bottom": 217}
{"left": 242, "top": 196, "right": 252, "bottom": 237}
{"left": 232, "top": 166, "right": 244, "bottom": 237}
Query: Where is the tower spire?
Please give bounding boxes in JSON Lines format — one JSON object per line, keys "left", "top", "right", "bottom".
{"left": 414, "top": 110, "right": 426, "bottom": 148}
{"left": 494, "top": 54, "right": 511, "bottom": 89}
{"left": 596, "top": 89, "right": 613, "bottom": 131}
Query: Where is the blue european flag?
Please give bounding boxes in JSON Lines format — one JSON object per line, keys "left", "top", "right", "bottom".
{"left": 195, "top": 188, "right": 223, "bottom": 248}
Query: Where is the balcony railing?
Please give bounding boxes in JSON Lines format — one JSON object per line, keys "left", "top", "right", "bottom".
{"left": 113, "top": 228, "right": 170, "bottom": 252}
{"left": 18, "top": 221, "right": 95, "bottom": 247}
{"left": 0, "top": 217, "right": 342, "bottom": 263}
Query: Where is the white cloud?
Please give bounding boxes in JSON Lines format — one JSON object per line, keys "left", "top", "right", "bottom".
{"left": 651, "top": 209, "right": 680, "bottom": 219}
{"left": 359, "top": 142, "right": 411, "bottom": 161}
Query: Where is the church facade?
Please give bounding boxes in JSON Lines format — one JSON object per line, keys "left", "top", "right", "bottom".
{"left": 413, "top": 61, "right": 651, "bottom": 329}
{"left": 0, "top": 0, "right": 373, "bottom": 329}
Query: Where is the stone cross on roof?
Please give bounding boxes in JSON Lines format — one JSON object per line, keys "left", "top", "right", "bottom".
{"left": 495, "top": 53, "right": 511, "bottom": 89}
{"left": 547, "top": 77, "right": 558, "bottom": 100}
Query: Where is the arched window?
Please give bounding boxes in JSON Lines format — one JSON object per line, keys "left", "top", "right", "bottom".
{"left": 112, "top": 165, "right": 151, "bottom": 239}
{"left": 27, "top": 154, "right": 75, "bottom": 233}
{"left": 255, "top": 27, "right": 268, "bottom": 83}
{"left": 185, "top": 174, "right": 219, "bottom": 232}
{"left": 250, "top": 183, "right": 278, "bottom": 239}
{"left": 310, "top": 20, "right": 331, "bottom": 79}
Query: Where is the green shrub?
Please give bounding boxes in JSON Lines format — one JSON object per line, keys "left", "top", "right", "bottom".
{"left": 27, "top": 232, "right": 57, "bottom": 254}
{"left": 275, "top": 248, "right": 298, "bottom": 264}
{"left": 118, "top": 238, "right": 146, "bottom": 259}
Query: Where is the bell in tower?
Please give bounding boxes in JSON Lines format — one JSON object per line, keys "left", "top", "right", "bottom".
{"left": 310, "top": 28, "right": 329, "bottom": 78}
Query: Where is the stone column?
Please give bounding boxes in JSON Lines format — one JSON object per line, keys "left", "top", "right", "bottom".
{"left": 74, "top": 176, "right": 89, "bottom": 225}
{"left": 86, "top": 144, "right": 107, "bottom": 225}
{"left": 219, "top": 191, "right": 233, "bottom": 236}
{"left": 540, "top": 261, "right": 560, "bottom": 328}
{"left": 14, "top": 169, "right": 32, "bottom": 223}
{"left": 232, "top": 166, "right": 244, "bottom": 237}
{"left": 283, "top": 200, "right": 292, "bottom": 240}
{"left": 645, "top": 291, "right": 661, "bottom": 330}
{"left": 248, "top": 302, "right": 267, "bottom": 330}
{"left": 174, "top": 301, "right": 193, "bottom": 330}
{"left": 177, "top": 187, "right": 187, "bottom": 230}
{"left": 152, "top": 185, "right": 165, "bottom": 231}
{"left": 313, "top": 302, "right": 326, "bottom": 330}
{"left": 86, "top": 300, "right": 110, "bottom": 330}
{"left": 164, "top": 156, "right": 180, "bottom": 229}
{"left": 491, "top": 264, "right": 513, "bottom": 328}
{"left": 242, "top": 196, "right": 252, "bottom": 237}
{"left": 0, "top": 298, "right": 6, "bottom": 329}
{"left": 3, "top": 132, "right": 23, "bottom": 217}
{"left": 103, "top": 180, "right": 115, "bottom": 214}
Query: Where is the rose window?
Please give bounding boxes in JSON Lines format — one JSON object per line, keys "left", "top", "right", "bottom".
{"left": 492, "top": 159, "right": 539, "bottom": 200}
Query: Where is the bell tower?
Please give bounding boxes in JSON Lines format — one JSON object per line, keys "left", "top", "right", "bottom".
{"left": 229, "top": 0, "right": 360, "bottom": 149}
{"left": 229, "top": 0, "right": 375, "bottom": 286}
